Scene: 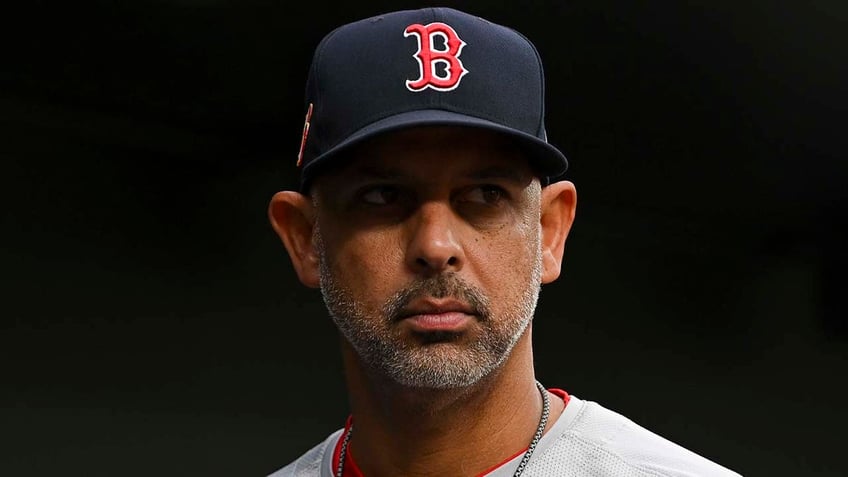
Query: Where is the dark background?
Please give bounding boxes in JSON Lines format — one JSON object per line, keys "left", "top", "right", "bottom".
{"left": 2, "top": 1, "right": 846, "bottom": 476}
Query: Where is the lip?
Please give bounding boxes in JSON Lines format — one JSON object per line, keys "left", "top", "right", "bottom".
{"left": 398, "top": 298, "right": 476, "bottom": 332}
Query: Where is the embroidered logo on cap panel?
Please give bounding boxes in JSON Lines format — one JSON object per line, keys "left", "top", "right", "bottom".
{"left": 404, "top": 22, "right": 468, "bottom": 92}
{"left": 296, "top": 102, "right": 313, "bottom": 167}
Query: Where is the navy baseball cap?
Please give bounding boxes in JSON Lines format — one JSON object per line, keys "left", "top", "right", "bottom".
{"left": 295, "top": 7, "right": 568, "bottom": 191}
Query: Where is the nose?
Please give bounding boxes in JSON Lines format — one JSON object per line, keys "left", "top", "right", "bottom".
{"left": 405, "top": 201, "right": 464, "bottom": 275}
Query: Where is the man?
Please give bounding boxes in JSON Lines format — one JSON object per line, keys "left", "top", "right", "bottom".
{"left": 267, "top": 7, "right": 740, "bottom": 477}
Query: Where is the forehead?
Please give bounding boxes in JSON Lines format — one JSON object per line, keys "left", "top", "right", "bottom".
{"left": 318, "top": 126, "right": 534, "bottom": 184}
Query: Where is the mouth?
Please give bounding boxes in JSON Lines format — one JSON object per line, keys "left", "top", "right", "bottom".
{"left": 397, "top": 298, "right": 477, "bottom": 333}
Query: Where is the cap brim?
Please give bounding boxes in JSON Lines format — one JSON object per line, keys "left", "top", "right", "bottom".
{"left": 300, "top": 109, "right": 568, "bottom": 190}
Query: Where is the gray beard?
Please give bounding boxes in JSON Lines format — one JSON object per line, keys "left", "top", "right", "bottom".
{"left": 316, "top": 231, "right": 543, "bottom": 389}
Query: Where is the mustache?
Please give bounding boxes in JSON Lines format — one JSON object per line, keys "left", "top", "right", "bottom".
{"left": 384, "top": 273, "right": 490, "bottom": 322}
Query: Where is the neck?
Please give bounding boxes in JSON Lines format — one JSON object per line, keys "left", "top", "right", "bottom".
{"left": 340, "top": 328, "right": 563, "bottom": 476}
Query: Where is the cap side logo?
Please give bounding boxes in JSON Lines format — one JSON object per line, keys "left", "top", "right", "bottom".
{"left": 296, "top": 103, "right": 313, "bottom": 167}
{"left": 404, "top": 22, "right": 468, "bottom": 92}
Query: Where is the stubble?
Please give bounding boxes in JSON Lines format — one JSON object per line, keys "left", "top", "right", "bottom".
{"left": 315, "top": 229, "right": 543, "bottom": 389}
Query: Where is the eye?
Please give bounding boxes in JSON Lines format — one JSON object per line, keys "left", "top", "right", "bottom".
{"left": 462, "top": 185, "right": 507, "bottom": 205}
{"left": 360, "top": 185, "right": 401, "bottom": 205}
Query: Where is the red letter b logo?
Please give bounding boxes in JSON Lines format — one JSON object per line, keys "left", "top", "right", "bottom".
{"left": 404, "top": 22, "right": 468, "bottom": 92}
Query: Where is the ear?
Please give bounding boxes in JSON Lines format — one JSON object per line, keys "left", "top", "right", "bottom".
{"left": 539, "top": 180, "right": 577, "bottom": 284}
{"left": 268, "top": 191, "right": 321, "bottom": 288}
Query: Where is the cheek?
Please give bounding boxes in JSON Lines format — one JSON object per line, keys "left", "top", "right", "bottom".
{"left": 469, "top": 213, "right": 541, "bottom": 297}
{"left": 321, "top": 226, "right": 405, "bottom": 309}
{"left": 491, "top": 204, "right": 540, "bottom": 260}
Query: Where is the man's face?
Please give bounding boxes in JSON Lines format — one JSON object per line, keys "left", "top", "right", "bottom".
{"left": 311, "top": 127, "right": 544, "bottom": 389}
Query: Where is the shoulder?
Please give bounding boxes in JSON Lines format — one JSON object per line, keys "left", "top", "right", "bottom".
{"left": 524, "top": 396, "right": 742, "bottom": 477}
{"left": 266, "top": 429, "right": 343, "bottom": 477}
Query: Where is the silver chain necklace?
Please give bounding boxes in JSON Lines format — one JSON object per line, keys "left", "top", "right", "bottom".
{"left": 335, "top": 381, "right": 550, "bottom": 477}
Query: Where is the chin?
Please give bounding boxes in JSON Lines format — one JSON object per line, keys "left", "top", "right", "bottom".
{"left": 379, "top": 343, "right": 509, "bottom": 390}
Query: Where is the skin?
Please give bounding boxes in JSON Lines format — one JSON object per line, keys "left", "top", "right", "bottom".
{"left": 269, "top": 126, "right": 577, "bottom": 476}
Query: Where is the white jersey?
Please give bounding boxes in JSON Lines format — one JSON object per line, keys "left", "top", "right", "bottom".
{"left": 270, "top": 395, "right": 741, "bottom": 477}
